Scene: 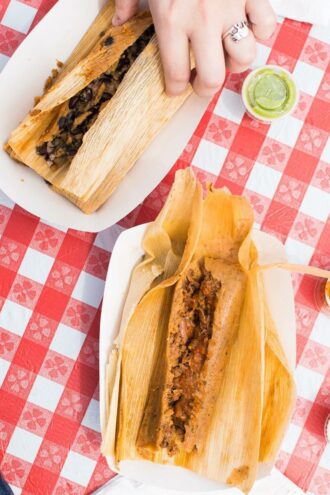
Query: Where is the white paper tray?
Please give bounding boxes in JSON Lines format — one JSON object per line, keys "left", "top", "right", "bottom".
{"left": 99, "top": 224, "right": 296, "bottom": 492}
{"left": 0, "top": 0, "right": 209, "bottom": 232}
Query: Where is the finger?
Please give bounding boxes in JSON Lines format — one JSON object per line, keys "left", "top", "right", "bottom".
{"left": 156, "top": 27, "right": 191, "bottom": 96}
{"left": 246, "top": 0, "right": 277, "bottom": 40}
{"left": 113, "top": 0, "right": 139, "bottom": 26}
{"left": 190, "top": 30, "right": 226, "bottom": 97}
{"left": 225, "top": 55, "right": 250, "bottom": 74}
{"left": 223, "top": 22, "right": 256, "bottom": 72}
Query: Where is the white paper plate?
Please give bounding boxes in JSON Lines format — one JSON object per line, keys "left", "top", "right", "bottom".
{"left": 0, "top": 0, "right": 209, "bottom": 232}
{"left": 99, "top": 224, "right": 296, "bottom": 492}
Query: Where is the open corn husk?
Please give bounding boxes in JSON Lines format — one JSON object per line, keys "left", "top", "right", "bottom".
{"left": 5, "top": 0, "right": 192, "bottom": 214}
{"left": 102, "top": 169, "right": 329, "bottom": 493}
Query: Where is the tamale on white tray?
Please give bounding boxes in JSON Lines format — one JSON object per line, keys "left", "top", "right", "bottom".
{"left": 0, "top": 0, "right": 208, "bottom": 231}
{"left": 99, "top": 223, "right": 296, "bottom": 493}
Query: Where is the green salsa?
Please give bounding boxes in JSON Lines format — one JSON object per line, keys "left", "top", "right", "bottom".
{"left": 243, "top": 66, "right": 297, "bottom": 120}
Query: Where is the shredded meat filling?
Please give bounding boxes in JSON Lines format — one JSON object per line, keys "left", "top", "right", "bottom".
{"left": 36, "top": 25, "right": 155, "bottom": 167}
{"left": 161, "top": 265, "right": 221, "bottom": 453}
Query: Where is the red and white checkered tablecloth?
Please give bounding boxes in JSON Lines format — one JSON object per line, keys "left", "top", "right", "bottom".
{"left": 0, "top": 1, "right": 329, "bottom": 494}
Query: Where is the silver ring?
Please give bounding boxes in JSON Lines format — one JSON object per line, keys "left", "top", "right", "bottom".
{"left": 223, "top": 21, "right": 250, "bottom": 43}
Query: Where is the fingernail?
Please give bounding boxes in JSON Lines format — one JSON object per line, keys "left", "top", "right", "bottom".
{"left": 112, "top": 14, "right": 122, "bottom": 26}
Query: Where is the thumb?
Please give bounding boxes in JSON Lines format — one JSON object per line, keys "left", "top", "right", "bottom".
{"left": 113, "top": 0, "right": 140, "bottom": 25}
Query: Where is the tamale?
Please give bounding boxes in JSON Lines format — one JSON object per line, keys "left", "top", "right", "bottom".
{"left": 101, "top": 169, "right": 320, "bottom": 494}
{"left": 5, "top": 1, "right": 192, "bottom": 213}
{"left": 137, "top": 187, "right": 254, "bottom": 457}
{"left": 138, "top": 258, "right": 247, "bottom": 457}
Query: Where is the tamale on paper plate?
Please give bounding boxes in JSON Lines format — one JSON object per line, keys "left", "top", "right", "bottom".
{"left": 100, "top": 168, "right": 297, "bottom": 494}
{"left": 4, "top": 0, "right": 191, "bottom": 214}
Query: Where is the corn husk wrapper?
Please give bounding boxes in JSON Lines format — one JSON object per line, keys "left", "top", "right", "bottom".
{"left": 102, "top": 169, "right": 330, "bottom": 493}
{"left": 101, "top": 170, "right": 284, "bottom": 493}
{"left": 259, "top": 263, "right": 330, "bottom": 461}
{"left": 118, "top": 168, "right": 202, "bottom": 335}
{"left": 102, "top": 169, "right": 203, "bottom": 445}
{"left": 5, "top": 0, "right": 192, "bottom": 213}
{"left": 57, "top": 1, "right": 117, "bottom": 82}
{"left": 260, "top": 300, "right": 295, "bottom": 463}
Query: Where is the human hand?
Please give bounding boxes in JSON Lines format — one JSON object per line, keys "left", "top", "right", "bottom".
{"left": 112, "top": 0, "right": 276, "bottom": 97}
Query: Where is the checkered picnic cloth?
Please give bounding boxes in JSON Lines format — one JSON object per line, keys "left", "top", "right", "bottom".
{"left": 0, "top": 1, "right": 329, "bottom": 494}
